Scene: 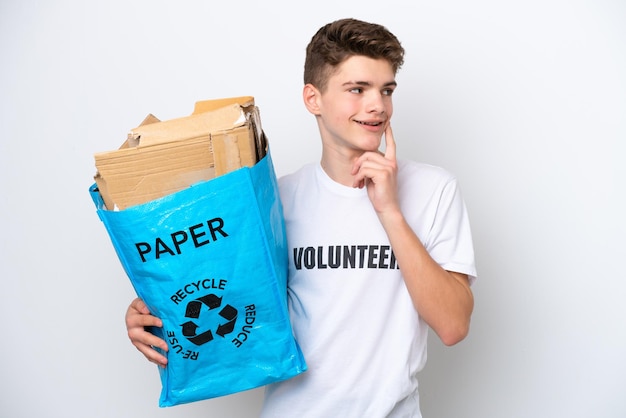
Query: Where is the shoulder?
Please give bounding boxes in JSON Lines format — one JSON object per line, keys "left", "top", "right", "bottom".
{"left": 278, "top": 163, "right": 317, "bottom": 188}
{"left": 395, "top": 160, "right": 467, "bottom": 214}
{"left": 397, "top": 159, "right": 458, "bottom": 188}
{"left": 277, "top": 163, "right": 317, "bottom": 204}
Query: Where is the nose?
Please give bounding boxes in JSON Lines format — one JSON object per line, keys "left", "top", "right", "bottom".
{"left": 366, "top": 91, "right": 386, "bottom": 114}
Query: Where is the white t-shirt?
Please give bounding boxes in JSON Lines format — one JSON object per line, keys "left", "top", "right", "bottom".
{"left": 260, "top": 160, "right": 476, "bottom": 418}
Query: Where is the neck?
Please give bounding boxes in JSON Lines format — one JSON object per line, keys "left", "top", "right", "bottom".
{"left": 320, "top": 147, "right": 363, "bottom": 187}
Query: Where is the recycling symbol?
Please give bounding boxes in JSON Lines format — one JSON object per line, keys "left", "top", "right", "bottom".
{"left": 180, "top": 294, "right": 238, "bottom": 346}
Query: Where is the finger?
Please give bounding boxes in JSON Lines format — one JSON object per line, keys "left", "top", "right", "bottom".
{"left": 128, "top": 324, "right": 168, "bottom": 349}
{"left": 126, "top": 310, "right": 163, "bottom": 330}
{"left": 137, "top": 342, "right": 169, "bottom": 366}
{"left": 352, "top": 157, "right": 373, "bottom": 187}
{"left": 127, "top": 298, "right": 163, "bottom": 326}
{"left": 127, "top": 323, "right": 169, "bottom": 367}
{"left": 384, "top": 123, "right": 396, "bottom": 161}
{"left": 351, "top": 148, "right": 387, "bottom": 175}
{"left": 130, "top": 297, "right": 151, "bottom": 315}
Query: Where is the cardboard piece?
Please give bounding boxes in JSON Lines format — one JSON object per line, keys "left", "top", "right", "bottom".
{"left": 94, "top": 96, "right": 266, "bottom": 211}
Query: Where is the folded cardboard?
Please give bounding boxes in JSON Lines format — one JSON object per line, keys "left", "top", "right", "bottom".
{"left": 94, "top": 96, "right": 266, "bottom": 211}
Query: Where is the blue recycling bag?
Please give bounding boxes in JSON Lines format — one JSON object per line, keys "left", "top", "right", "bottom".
{"left": 90, "top": 151, "right": 306, "bottom": 407}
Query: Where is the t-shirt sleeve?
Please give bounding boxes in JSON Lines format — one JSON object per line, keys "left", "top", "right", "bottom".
{"left": 425, "top": 178, "right": 477, "bottom": 285}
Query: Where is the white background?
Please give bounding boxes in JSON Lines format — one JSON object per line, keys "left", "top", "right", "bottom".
{"left": 1, "top": 1, "right": 624, "bottom": 417}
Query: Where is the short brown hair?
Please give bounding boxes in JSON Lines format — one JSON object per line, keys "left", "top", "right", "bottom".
{"left": 304, "top": 18, "right": 405, "bottom": 91}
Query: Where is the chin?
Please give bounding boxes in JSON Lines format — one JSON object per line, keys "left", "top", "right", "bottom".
{"left": 361, "top": 139, "right": 382, "bottom": 152}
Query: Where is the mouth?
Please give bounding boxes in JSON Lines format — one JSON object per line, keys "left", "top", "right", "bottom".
{"left": 356, "top": 120, "right": 384, "bottom": 127}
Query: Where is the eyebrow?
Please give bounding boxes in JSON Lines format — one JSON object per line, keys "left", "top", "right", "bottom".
{"left": 342, "top": 80, "right": 398, "bottom": 88}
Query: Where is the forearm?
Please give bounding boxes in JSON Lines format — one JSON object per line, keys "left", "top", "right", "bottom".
{"left": 379, "top": 210, "right": 474, "bottom": 346}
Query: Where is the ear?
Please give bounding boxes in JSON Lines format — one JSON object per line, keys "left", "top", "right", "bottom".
{"left": 303, "top": 83, "right": 321, "bottom": 115}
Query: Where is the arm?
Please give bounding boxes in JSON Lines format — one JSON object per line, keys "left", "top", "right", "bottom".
{"left": 351, "top": 124, "right": 474, "bottom": 345}
{"left": 125, "top": 298, "right": 169, "bottom": 366}
{"left": 377, "top": 211, "right": 474, "bottom": 345}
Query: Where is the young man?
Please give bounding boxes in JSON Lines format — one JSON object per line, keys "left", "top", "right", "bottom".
{"left": 126, "top": 18, "right": 476, "bottom": 417}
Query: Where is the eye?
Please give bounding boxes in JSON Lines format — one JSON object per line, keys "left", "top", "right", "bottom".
{"left": 382, "top": 88, "right": 395, "bottom": 96}
{"left": 349, "top": 87, "right": 363, "bottom": 94}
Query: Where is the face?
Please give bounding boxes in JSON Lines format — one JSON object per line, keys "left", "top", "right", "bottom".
{"left": 305, "top": 55, "right": 397, "bottom": 156}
